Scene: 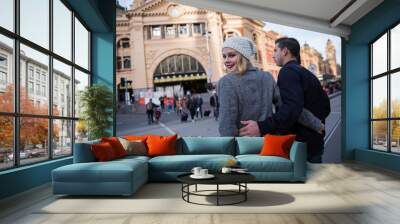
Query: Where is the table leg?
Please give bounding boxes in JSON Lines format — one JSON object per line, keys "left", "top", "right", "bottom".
{"left": 217, "top": 184, "right": 219, "bottom": 206}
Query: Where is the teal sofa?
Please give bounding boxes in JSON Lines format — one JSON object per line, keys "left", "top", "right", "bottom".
{"left": 52, "top": 137, "right": 307, "bottom": 196}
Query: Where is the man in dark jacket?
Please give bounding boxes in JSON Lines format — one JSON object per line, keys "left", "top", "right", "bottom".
{"left": 239, "top": 37, "right": 330, "bottom": 163}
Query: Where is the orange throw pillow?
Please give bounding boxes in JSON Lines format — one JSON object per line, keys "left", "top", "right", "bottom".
{"left": 260, "top": 134, "right": 296, "bottom": 159}
{"left": 91, "top": 142, "right": 117, "bottom": 161}
{"left": 146, "top": 134, "right": 177, "bottom": 157}
{"left": 101, "top": 137, "right": 127, "bottom": 158}
{"left": 123, "top": 135, "right": 148, "bottom": 141}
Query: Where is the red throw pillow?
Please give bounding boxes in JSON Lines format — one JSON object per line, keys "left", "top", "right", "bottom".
{"left": 260, "top": 134, "right": 296, "bottom": 159}
{"left": 101, "top": 137, "right": 127, "bottom": 158}
{"left": 91, "top": 142, "right": 117, "bottom": 161}
{"left": 146, "top": 134, "right": 177, "bottom": 157}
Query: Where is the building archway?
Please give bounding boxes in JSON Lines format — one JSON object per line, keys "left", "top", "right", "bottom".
{"left": 153, "top": 54, "right": 207, "bottom": 96}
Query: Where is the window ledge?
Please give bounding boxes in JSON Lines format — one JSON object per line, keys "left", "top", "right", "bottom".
{"left": 0, "top": 156, "right": 72, "bottom": 175}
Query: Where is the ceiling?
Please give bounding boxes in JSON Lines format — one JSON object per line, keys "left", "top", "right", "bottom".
{"left": 171, "top": 0, "right": 384, "bottom": 38}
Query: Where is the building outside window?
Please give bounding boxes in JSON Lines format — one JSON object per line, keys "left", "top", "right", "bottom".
{"left": 123, "top": 56, "right": 131, "bottom": 69}
{"left": 120, "top": 38, "right": 130, "bottom": 48}
{"left": 193, "top": 23, "right": 201, "bottom": 34}
{"left": 179, "top": 24, "right": 188, "bottom": 35}
{"left": 152, "top": 26, "right": 161, "bottom": 38}
{"left": 0, "top": 0, "right": 91, "bottom": 170}
{"left": 165, "top": 25, "right": 176, "bottom": 37}
{"left": 28, "top": 81, "right": 34, "bottom": 94}
{"left": 370, "top": 23, "right": 400, "bottom": 154}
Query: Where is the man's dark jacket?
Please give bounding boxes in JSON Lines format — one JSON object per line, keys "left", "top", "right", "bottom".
{"left": 258, "top": 60, "right": 331, "bottom": 154}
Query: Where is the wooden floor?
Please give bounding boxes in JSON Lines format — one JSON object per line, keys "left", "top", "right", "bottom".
{"left": 1, "top": 162, "right": 400, "bottom": 224}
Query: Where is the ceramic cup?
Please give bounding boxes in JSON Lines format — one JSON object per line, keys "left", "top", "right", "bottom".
{"left": 199, "top": 169, "right": 208, "bottom": 176}
{"left": 221, "top": 167, "right": 232, "bottom": 173}
{"left": 191, "top": 167, "right": 202, "bottom": 176}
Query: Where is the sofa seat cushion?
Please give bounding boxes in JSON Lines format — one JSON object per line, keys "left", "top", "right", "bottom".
{"left": 149, "top": 154, "right": 235, "bottom": 172}
{"left": 236, "top": 155, "right": 293, "bottom": 172}
{"left": 53, "top": 159, "right": 147, "bottom": 183}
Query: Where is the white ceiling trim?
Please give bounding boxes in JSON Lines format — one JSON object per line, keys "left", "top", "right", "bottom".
{"left": 171, "top": 0, "right": 352, "bottom": 38}
{"left": 330, "top": 0, "right": 368, "bottom": 27}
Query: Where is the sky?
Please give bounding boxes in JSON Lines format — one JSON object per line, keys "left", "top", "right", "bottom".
{"left": 117, "top": 0, "right": 341, "bottom": 63}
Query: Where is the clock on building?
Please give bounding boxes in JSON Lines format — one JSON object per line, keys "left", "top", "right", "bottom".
{"left": 168, "top": 5, "right": 181, "bottom": 17}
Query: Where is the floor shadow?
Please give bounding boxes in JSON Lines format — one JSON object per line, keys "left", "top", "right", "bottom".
{"left": 203, "top": 190, "right": 295, "bottom": 207}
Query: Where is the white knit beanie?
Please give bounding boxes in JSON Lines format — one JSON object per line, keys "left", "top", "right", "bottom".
{"left": 222, "top": 36, "right": 256, "bottom": 61}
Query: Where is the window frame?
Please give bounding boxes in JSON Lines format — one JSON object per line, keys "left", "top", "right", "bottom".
{"left": 0, "top": 0, "right": 92, "bottom": 171}
{"left": 370, "top": 20, "right": 400, "bottom": 154}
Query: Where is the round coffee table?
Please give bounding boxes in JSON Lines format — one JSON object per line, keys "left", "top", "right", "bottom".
{"left": 177, "top": 173, "right": 255, "bottom": 206}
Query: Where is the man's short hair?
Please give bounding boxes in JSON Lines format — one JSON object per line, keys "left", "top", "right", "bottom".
{"left": 275, "top": 37, "right": 301, "bottom": 63}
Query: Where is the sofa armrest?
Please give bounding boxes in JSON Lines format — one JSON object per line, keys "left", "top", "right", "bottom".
{"left": 289, "top": 141, "right": 307, "bottom": 181}
{"left": 73, "top": 140, "right": 100, "bottom": 163}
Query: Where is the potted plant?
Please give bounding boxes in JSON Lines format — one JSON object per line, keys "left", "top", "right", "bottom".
{"left": 79, "top": 84, "right": 113, "bottom": 140}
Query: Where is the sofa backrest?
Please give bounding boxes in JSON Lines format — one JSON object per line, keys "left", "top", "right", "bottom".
{"left": 177, "top": 137, "right": 235, "bottom": 155}
{"left": 73, "top": 139, "right": 100, "bottom": 163}
{"left": 235, "top": 137, "right": 264, "bottom": 155}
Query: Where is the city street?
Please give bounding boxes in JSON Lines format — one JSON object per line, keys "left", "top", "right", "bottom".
{"left": 117, "top": 93, "right": 342, "bottom": 139}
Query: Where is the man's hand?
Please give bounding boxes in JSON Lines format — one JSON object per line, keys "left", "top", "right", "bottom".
{"left": 318, "top": 123, "right": 325, "bottom": 135}
{"left": 239, "top": 120, "right": 261, "bottom": 137}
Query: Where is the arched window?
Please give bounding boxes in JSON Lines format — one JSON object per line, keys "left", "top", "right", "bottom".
{"left": 155, "top": 54, "right": 204, "bottom": 75}
{"left": 118, "top": 38, "right": 130, "bottom": 48}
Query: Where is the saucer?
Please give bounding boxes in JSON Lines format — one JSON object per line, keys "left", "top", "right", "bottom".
{"left": 190, "top": 174, "right": 215, "bottom": 179}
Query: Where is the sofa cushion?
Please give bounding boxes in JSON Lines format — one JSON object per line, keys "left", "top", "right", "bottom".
{"left": 147, "top": 134, "right": 177, "bottom": 157}
{"left": 236, "top": 137, "right": 263, "bottom": 155}
{"left": 118, "top": 138, "right": 147, "bottom": 156}
{"left": 91, "top": 142, "right": 118, "bottom": 162}
{"left": 148, "top": 154, "right": 235, "bottom": 172}
{"left": 236, "top": 155, "right": 293, "bottom": 172}
{"left": 73, "top": 140, "right": 100, "bottom": 163}
{"left": 260, "top": 134, "right": 296, "bottom": 159}
{"left": 101, "top": 137, "right": 127, "bottom": 158}
{"left": 178, "top": 137, "right": 235, "bottom": 155}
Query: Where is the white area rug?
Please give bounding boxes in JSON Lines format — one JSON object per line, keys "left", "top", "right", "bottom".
{"left": 38, "top": 183, "right": 361, "bottom": 214}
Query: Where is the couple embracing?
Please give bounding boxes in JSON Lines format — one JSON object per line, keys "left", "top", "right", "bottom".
{"left": 218, "top": 36, "right": 330, "bottom": 163}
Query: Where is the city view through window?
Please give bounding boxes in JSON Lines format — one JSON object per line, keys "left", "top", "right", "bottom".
{"left": 0, "top": 0, "right": 91, "bottom": 170}
{"left": 116, "top": 0, "right": 342, "bottom": 159}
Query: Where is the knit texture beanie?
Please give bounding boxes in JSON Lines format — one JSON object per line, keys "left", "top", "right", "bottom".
{"left": 222, "top": 36, "right": 256, "bottom": 60}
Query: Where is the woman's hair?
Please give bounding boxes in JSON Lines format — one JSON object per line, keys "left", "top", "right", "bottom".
{"left": 224, "top": 53, "right": 251, "bottom": 76}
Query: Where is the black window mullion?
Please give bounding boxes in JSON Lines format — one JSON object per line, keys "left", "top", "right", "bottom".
{"left": 14, "top": 0, "right": 20, "bottom": 167}
{"left": 71, "top": 10, "right": 76, "bottom": 153}
{"left": 387, "top": 29, "right": 391, "bottom": 152}
{"left": 49, "top": 0, "right": 53, "bottom": 160}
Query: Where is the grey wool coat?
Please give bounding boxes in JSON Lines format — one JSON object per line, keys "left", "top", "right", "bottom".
{"left": 218, "top": 66, "right": 322, "bottom": 136}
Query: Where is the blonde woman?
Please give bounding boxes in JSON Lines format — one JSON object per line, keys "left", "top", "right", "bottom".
{"left": 218, "top": 36, "right": 322, "bottom": 136}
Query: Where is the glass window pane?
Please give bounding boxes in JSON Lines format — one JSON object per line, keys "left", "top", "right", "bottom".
{"left": 20, "top": 44, "right": 49, "bottom": 115}
{"left": 372, "top": 33, "right": 387, "bottom": 76}
{"left": 75, "top": 120, "right": 88, "bottom": 143}
{"left": 372, "top": 121, "right": 388, "bottom": 151}
{"left": 75, "top": 17, "right": 89, "bottom": 70}
{"left": 0, "top": 116, "right": 14, "bottom": 170}
{"left": 391, "top": 72, "right": 400, "bottom": 118}
{"left": 391, "top": 24, "right": 400, "bottom": 70}
{"left": 53, "top": 119, "right": 72, "bottom": 158}
{"left": 20, "top": 0, "right": 49, "bottom": 49}
{"left": 372, "top": 77, "right": 387, "bottom": 119}
{"left": 0, "top": 0, "right": 14, "bottom": 31}
{"left": 53, "top": 0, "right": 72, "bottom": 60}
{"left": 74, "top": 69, "right": 89, "bottom": 118}
{"left": 391, "top": 120, "right": 400, "bottom": 153}
{"left": 20, "top": 117, "right": 49, "bottom": 165}
{"left": 0, "top": 35, "right": 14, "bottom": 113}
{"left": 53, "top": 59, "right": 72, "bottom": 117}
